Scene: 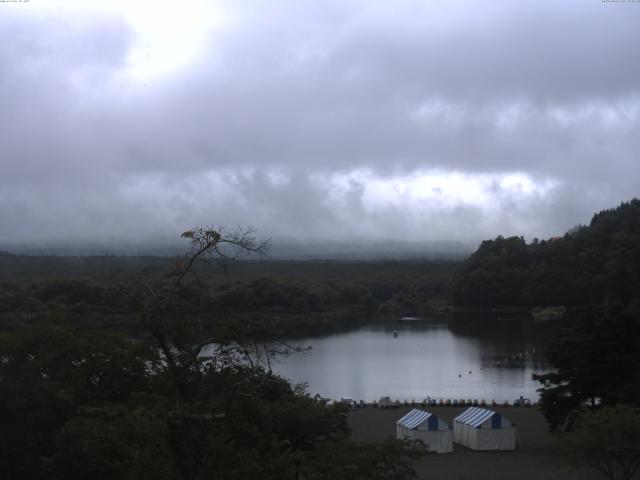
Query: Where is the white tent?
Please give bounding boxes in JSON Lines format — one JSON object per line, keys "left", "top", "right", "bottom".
{"left": 453, "top": 407, "right": 517, "bottom": 451}
{"left": 396, "top": 408, "right": 453, "bottom": 453}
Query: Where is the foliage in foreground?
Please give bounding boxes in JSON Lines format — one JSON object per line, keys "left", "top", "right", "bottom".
{"left": 557, "top": 406, "right": 640, "bottom": 480}
{"left": 0, "top": 227, "right": 424, "bottom": 479}
{"left": 534, "top": 294, "right": 640, "bottom": 479}
{"left": 0, "top": 320, "right": 424, "bottom": 480}
{"left": 534, "top": 301, "right": 640, "bottom": 431}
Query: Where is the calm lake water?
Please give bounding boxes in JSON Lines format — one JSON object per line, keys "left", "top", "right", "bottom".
{"left": 272, "top": 320, "right": 553, "bottom": 403}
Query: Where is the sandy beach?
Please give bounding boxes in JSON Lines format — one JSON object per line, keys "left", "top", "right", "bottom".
{"left": 349, "top": 406, "right": 601, "bottom": 480}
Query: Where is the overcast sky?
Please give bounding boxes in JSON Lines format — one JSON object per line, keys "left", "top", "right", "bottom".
{"left": 1, "top": 0, "right": 639, "bottom": 250}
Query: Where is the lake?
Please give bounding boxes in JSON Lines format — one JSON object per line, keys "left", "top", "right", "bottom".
{"left": 272, "top": 319, "right": 553, "bottom": 403}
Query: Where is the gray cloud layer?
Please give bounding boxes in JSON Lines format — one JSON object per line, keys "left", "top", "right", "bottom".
{"left": 1, "top": 1, "right": 639, "bottom": 249}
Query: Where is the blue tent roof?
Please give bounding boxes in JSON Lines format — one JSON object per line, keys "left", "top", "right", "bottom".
{"left": 397, "top": 409, "right": 443, "bottom": 431}
{"left": 454, "top": 407, "right": 501, "bottom": 428}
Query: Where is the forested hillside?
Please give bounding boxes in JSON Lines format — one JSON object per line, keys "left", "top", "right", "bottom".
{"left": 452, "top": 199, "right": 640, "bottom": 308}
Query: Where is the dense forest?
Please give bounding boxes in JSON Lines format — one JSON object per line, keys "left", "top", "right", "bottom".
{"left": 452, "top": 199, "right": 640, "bottom": 309}
{"left": 3, "top": 199, "right": 640, "bottom": 337}
{"left": 0, "top": 228, "right": 430, "bottom": 479}
{"left": 2, "top": 202, "right": 640, "bottom": 479}
{"left": 0, "top": 255, "right": 455, "bottom": 336}
{"left": 448, "top": 200, "right": 640, "bottom": 477}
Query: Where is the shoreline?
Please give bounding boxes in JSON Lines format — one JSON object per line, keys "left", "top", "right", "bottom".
{"left": 348, "top": 406, "right": 601, "bottom": 480}
{"left": 337, "top": 399, "right": 537, "bottom": 408}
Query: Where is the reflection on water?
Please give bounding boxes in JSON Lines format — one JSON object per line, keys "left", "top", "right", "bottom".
{"left": 273, "top": 320, "right": 553, "bottom": 403}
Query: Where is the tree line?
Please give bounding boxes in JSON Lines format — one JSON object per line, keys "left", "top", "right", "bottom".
{"left": 0, "top": 260, "right": 455, "bottom": 336}
{"left": 452, "top": 199, "right": 640, "bottom": 308}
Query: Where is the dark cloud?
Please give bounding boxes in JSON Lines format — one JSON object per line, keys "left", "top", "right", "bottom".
{"left": 0, "top": 1, "right": 639, "bottom": 250}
